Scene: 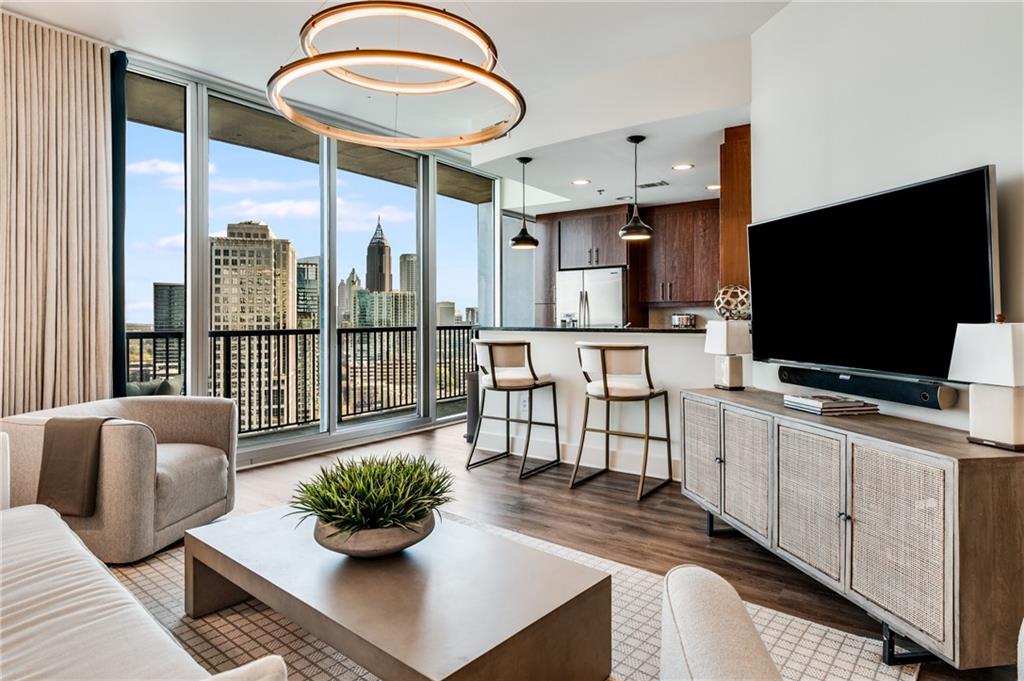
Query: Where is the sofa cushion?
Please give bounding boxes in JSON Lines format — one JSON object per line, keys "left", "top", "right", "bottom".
{"left": 0, "top": 505, "right": 207, "bottom": 680}
{"left": 156, "top": 443, "right": 228, "bottom": 529}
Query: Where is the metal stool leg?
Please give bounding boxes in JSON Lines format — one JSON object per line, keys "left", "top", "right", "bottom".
{"left": 520, "top": 384, "right": 560, "bottom": 479}
{"left": 570, "top": 395, "right": 610, "bottom": 489}
{"left": 466, "top": 387, "right": 511, "bottom": 470}
{"left": 604, "top": 400, "right": 611, "bottom": 469}
{"left": 636, "top": 393, "right": 672, "bottom": 501}
{"left": 663, "top": 392, "right": 673, "bottom": 482}
{"left": 569, "top": 396, "right": 591, "bottom": 487}
{"left": 636, "top": 398, "right": 651, "bottom": 501}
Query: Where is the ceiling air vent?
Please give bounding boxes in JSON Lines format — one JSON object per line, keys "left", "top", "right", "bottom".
{"left": 637, "top": 180, "right": 669, "bottom": 189}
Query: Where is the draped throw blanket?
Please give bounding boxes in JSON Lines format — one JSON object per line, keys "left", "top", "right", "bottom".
{"left": 0, "top": 12, "right": 113, "bottom": 417}
{"left": 36, "top": 416, "right": 112, "bottom": 516}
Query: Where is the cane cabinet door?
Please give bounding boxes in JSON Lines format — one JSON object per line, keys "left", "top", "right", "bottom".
{"left": 721, "top": 406, "right": 771, "bottom": 543}
{"left": 682, "top": 396, "right": 721, "bottom": 512}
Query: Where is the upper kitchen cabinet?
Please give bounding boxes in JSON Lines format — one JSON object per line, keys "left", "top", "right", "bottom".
{"left": 552, "top": 205, "right": 629, "bottom": 270}
{"left": 635, "top": 200, "right": 720, "bottom": 304}
{"left": 719, "top": 124, "right": 752, "bottom": 289}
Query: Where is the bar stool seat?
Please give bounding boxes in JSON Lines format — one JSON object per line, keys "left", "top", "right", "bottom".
{"left": 467, "top": 339, "right": 561, "bottom": 480}
{"left": 484, "top": 368, "right": 552, "bottom": 389}
{"left": 570, "top": 342, "right": 672, "bottom": 501}
{"left": 585, "top": 379, "right": 654, "bottom": 398}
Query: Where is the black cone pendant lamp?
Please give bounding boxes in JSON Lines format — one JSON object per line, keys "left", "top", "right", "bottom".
{"left": 618, "top": 135, "right": 654, "bottom": 241}
{"left": 509, "top": 156, "right": 539, "bottom": 249}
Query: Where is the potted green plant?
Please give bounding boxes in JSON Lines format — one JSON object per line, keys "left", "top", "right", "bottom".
{"left": 289, "top": 454, "right": 454, "bottom": 558}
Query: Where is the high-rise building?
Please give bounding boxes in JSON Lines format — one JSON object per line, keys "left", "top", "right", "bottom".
{"left": 153, "top": 283, "right": 185, "bottom": 332}
{"left": 352, "top": 289, "right": 416, "bottom": 327}
{"left": 296, "top": 256, "right": 320, "bottom": 329}
{"left": 465, "top": 307, "right": 478, "bottom": 326}
{"left": 210, "top": 220, "right": 297, "bottom": 331}
{"left": 338, "top": 268, "right": 361, "bottom": 327}
{"left": 399, "top": 253, "right": 417, "bottom": 293}
{"left": 365, "top": 217, "right": 392, "bottom": 292}
{"left": 209, "top": 220, "right": 297, "bottom": 431}
{"left": 437, "top": 301, "right": 456, "bottom": 326}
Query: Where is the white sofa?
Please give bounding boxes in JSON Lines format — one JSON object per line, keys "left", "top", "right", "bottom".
{"left": 661, "top": 564, "right": 781, "bottom": 681}
{"left": 0, "top": 503, "right": 286, "bottom": 681}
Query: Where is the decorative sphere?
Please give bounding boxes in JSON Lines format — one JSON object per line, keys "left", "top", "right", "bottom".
{"left": 714, "top": 285, "right": 751, "bottom": 320}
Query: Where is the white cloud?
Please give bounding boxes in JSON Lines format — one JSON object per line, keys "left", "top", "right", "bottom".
{"left": 209, "top": 178, "right": 317, "bottom": 194}
{"left": 127, "top": 158, "right": 183, "bottom": 175}
{"left": 157, "top": 233, "right": 185, "bottom": 249}
{"left": 216, "top": 198, "right": 320, "bottom": 220}
{"left": 337, "top": 197, "right": 415, "bottom": 233}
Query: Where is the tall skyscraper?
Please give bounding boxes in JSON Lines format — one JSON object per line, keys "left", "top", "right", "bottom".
{"left": 437, "top": 301, "right": 456, "bottom": 326}
{"left": 210, "top": 220, "right": 297, "bottom": 331}
{"left": 399, "top": 253, "right": 417, "bottom": 293}
{"left": 465, "top": 307, "right": 478, "bottom": 326}
{"left": 153, "top": 283, "right": 185, "bottom": 332}
{"left": 338, "top": 268, "right": 361, "bottom": 326}
{"left": 296, "top": 256, "right": 320, "bottom": 329}
{"left": 365, "top": 217, "right": 392, "bottom": 292}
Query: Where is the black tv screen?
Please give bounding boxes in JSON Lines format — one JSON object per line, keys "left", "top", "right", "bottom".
{"left": 748, "top": 166, "right": 997, "bottom": 381}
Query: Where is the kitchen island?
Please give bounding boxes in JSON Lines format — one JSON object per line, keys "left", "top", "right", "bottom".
{"left": 474, "top": 327, "right": 741, "bottom": 482}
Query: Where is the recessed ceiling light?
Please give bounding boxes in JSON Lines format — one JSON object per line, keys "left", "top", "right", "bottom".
{"left": 571, "top": 179, "right": 591, "bottom": 186}
{"left": 672, "top": 163, "right": 695, "bottom": 171}
{"left": 705, "top": 184, "right": 721, "bottom": 191}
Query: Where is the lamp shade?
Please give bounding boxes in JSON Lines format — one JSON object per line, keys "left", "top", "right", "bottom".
{"left": 948, "top": 322, "right": 1024, "bottom": 387}
{"left": 704, "top": 320, "right": 752, "bottom": 355}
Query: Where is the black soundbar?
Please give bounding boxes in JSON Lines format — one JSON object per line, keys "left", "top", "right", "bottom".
{"left": 778, "top": 365, "right": 958, "bottom": 410}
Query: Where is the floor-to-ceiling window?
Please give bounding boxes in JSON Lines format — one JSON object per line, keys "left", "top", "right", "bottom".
{"left": 206, "top": 95, "right": 322, "bottom": 437}
{"left": 121, "top": 61, "right": 497, "bottom": 456}
{"left": 436, "top": 163, "right": 494, "bottom": 416}
{"left": 124, "top": 73, "right": 187, "bottom": 393}
{"left": 335, "top": 143, "right": 419, "bottom": 426}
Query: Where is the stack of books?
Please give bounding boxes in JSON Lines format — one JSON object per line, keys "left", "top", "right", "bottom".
{"left": 783, "top": 394, "right": 879, "bottom": 416}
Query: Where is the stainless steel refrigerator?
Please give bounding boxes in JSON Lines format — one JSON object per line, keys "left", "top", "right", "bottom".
{"left": 555, "top": 267, "right": 626, "bottom": 327}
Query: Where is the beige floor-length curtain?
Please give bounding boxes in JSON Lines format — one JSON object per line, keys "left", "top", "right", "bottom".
{"left": 1, "top": 12, "right": 113, "bottom": 416}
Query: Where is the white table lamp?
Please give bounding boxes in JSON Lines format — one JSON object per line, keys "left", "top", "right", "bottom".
{"left": 948, "top": 320, "right": 1024, "bottom": 450}
{"left": 705, "top": 320, "right": 751, "bottom": 390}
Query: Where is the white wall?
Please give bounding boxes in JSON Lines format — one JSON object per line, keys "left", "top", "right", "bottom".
{"left": 750, "top": 1, "right": 1023, "bottom": 429}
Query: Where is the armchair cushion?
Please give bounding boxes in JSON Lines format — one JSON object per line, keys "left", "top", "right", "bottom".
{"left": 156, "top": 443, "right": 229, "bottom": 530}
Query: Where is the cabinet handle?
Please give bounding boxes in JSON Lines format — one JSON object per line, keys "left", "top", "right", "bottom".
{"left": 595, "top": 247, "right": 600, "bottom": 264}
{"left": 661, "top": 282, "right": 665, "bottom": 300}
{"left": 588, "top": 248, "right": 593, "bottom": 265}
{"left": 836, "top": 511, "right": 852, "bottom": 522}
{"left": 835, "top": 511, "right": 846, "bottom": 520}
{"left": 669, "top": 282, "right": 673, "bottom": 299}
{"left": 714, "top": 456, "right": 724, "bottom": 464}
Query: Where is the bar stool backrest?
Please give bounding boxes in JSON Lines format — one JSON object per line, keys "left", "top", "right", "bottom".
{"left": 472, "top": 340, "right": 537, "bottom": 389}
{"left": 576, "top": 343, "right": 654, "bottom": 396}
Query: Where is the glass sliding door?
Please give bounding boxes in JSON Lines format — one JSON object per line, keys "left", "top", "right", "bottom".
{"left": 436, "top": 163, "right": 495, "bottom": 417}
{"left": 335, "top": 143, "right": 420, "bottom": 427}
{"left": 124, "top": 73, "right": 187, "bottom": 394}
{"left": 206, "top": 95, "right": 322, "bottom": 439}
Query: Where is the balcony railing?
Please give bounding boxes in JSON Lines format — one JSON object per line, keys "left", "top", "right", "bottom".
{"left": 126, "top": 325, "right": 475, "bottom": 435}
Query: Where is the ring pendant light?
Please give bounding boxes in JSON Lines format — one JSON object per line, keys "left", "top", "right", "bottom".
{"left": 300, "top": 1, "right": 498, "bottom": 95}
{"left": 267, "top": 50, "right": 525, "bottom": 150}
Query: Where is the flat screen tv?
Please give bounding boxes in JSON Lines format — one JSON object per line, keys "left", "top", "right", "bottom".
{"left": 747, "top": 166, "right": 998, "bottom": 382}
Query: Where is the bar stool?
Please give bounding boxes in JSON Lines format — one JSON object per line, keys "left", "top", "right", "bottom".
{"left": 467, "top": 339, "right": 561, "bottom": 479}
{"left": 569, "top": 342, "right": 672, "bottom": 501}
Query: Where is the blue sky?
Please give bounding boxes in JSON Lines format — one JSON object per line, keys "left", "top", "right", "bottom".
{"left": 125, "top": 122, "right": 480, "bottom": 325}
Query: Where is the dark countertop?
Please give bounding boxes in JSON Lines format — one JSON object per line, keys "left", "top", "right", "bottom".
{"left": 477, "top": 326, "right": 706, "bottom": 334}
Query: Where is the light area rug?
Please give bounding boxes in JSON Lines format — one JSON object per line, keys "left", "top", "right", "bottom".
{"left": 112, "top": 512, "right": 919, "bottom": 681}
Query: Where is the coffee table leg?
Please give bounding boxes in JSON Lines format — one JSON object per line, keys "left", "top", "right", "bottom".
{"left": 185, "top": 540, "right": 251, "bottom": 618}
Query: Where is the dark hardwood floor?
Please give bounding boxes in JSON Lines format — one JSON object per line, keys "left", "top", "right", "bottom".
{"left": 235, "top": 424, "right": 1014, "bottom": 681}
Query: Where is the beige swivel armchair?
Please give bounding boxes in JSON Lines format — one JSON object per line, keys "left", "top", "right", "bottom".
{"left": 1, "top": 396, "right": 237, "bottom": 563}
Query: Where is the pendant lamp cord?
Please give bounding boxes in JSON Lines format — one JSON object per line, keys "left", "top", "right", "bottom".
{"left": 633, "top": 140, "right": 639, "bottom": 215}
{"left": 522, "top": 160, "right": 526, "bottom": 222}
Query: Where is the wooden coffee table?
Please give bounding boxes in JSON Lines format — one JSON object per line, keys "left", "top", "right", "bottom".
{"left": 184, "top": 507, "right": 611, "bottom": 681}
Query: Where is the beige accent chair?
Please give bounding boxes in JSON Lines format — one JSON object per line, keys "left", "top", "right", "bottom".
{"left": 661, "top": 565, "right": 781, "bottom": 681}
{"left": 1, "top": 504, "right": 284, "bottom": 680}
{"left": 0, "top": 396, "right": 236, "bottom": 564}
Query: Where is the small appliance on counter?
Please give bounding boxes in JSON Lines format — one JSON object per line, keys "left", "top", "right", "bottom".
{"left": 671, "top": 313, "right": 698, "bottom": 329}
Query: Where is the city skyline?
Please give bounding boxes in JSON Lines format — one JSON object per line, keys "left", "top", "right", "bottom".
{"left": 125, "top": 120, "right": 482, "bottom": 326}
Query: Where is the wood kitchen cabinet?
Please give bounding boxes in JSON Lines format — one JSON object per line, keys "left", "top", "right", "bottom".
{"left": 552, "top": 205, "right": 628, "bottom": 270}
{"left": 635, "top": 200, "right": 719, "bottom": 304}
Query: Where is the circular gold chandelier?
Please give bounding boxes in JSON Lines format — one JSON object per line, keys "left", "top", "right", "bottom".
{"left": 267, "top": 1, "right": 524, "bottom": 150}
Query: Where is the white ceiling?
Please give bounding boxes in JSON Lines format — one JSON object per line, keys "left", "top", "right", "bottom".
{"left": 5, "top": 1, "right": 785, "bottom": 210}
